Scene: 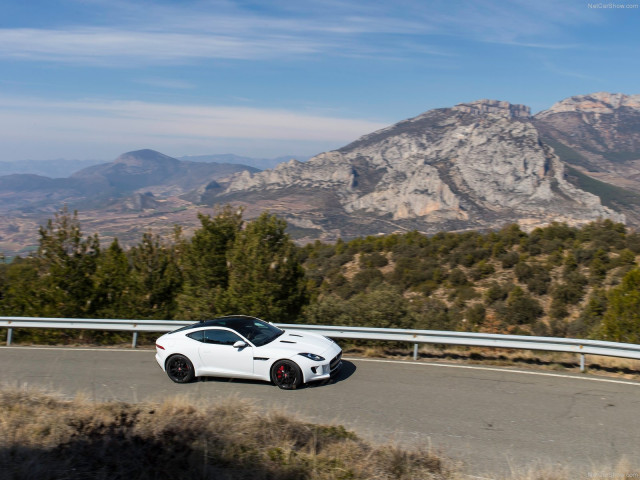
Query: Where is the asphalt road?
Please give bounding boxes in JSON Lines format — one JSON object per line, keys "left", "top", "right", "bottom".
{"left": 2, "top": 346, "right": 640, "bottom": 478}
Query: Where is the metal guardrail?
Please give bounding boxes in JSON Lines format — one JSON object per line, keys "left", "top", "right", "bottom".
{"left": 2, "top": 316, "right": 640, "bottom": 372}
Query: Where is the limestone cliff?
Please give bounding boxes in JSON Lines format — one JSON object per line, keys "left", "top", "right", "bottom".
{"left": 533, "top": 92, "right": 640, "bottom": 225}
{"left": 211, "top": 99, "right": 623, "bottom": 240}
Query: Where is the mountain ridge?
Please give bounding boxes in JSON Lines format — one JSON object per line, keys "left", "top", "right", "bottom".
{"left": 208, "top": 98, "right": 625, "bottom": 242}
{"left": 1, "top": 93, "right": 639, "bottom": 256}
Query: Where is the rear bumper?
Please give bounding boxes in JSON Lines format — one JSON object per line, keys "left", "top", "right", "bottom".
{"left": 155, "top": 352, "right": 166, "bottom": 372}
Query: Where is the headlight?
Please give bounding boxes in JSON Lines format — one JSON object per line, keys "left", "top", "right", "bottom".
{"left": 298, "top": 353, "right": 325, "bottom": 362}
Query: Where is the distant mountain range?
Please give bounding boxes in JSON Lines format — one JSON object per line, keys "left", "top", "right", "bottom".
{"left": 0, "top": 153, "right": 310, "bottom": 178}
{"left": 0, "top": 159, "right": 105, "bottom": 178}
{"left": 1, "top": 92, "right": 639, "bottom": 256}
{"left": 178, "top": 154, "right": 312, "bottom": 170}
{"left": 0, "top": 149, "right": 259, "bottom": 215}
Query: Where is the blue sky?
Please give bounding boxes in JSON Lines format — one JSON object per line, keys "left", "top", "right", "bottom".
{"left": 1, "top": 0, "right": 639, "bottom": 162}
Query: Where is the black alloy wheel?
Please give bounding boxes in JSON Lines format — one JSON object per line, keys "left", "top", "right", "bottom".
{"left": 166, "top": 355, "right": 195, "bottom": 383}
{"left": 271, "top": 360, "right": 302, "bottom": 390}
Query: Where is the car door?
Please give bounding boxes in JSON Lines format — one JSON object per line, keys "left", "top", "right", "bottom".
{"left": 197, "top": 328, "right": 254, "bottom": 377}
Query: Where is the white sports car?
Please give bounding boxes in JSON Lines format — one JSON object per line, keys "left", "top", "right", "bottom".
{"left": 155, "top": 315, "right": 342, "bottom": 389}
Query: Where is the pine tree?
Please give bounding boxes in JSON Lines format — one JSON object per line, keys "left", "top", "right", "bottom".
{"left": 0, "top": 257, "right": 42, "bottom": 316}
{"left": 129, "top": 232, "right": 182, "bottom": 319}
{"left": 600, "top": 268, "right": 640, "bottom": 343}
{"left": 225, "top": 212, "right": 307, "bottom": 323}
{"left": 176, "top": 207, "right": 243, "bottom": 320}
{"left": 92, "top": 238, "right": 134, "bottom": 318}
{"left": 36, "top": 207, "right": 101, "bottom": 317}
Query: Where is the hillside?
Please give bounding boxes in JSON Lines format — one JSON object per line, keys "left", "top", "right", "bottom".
{"left": 299, "top": 220, "right": 640, "bottom": 341}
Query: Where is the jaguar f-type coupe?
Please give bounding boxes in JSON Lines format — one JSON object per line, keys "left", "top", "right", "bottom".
{"left": 155, "top": 315, "right": 342, "bottom": 389}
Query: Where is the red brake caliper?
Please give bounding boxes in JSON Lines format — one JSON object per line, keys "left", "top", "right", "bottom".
{"left": 277, "top": 365, "right": 285, "bottom": 379}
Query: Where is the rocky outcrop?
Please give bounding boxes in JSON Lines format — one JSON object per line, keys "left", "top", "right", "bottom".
{"left": 533, "top": 92, "right": 640, "bottom": 201}
{"left": 212, "top": 99, "right": 623, "bottom": 239}
{"left": 536, "top": 92, "right": 640, "bottom": 117}
{"left": 534, "top": 93, "right": 640, "bottom": 156}
{"left": 453, "top": 99, "right": 531, "bottom": 118}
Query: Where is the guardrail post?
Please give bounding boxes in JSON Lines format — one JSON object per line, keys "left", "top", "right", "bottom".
{"left": 6, "top": 328, "right": 12, "bottom": 346}
{"left": 132, "top": 331, "right": 138, "bottom": 349}
{"left": 579, "top": 353, "right": 585, "bottom": 373}
{"left": 413, "top": 343, "right": 418, "bottom": 360}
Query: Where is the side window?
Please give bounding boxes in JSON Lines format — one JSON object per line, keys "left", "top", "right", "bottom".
{"left": 204, "top": 329, "right": 242, "bottom": 346}
{"left": 186, "top": 330, "right": 205, "bottom": 342}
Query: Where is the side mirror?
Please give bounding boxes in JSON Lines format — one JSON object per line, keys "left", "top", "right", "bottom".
{"left": 233, "top": 340, "right": 247, "bottom": 349}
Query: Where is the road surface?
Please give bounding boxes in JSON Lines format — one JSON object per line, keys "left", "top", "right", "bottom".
{"left": 1, "top": 346, "right": 639, "bottom": 477}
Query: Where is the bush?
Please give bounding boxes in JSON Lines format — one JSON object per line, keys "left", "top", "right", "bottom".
{"left": 351, "top": 268, "right": 384, "bottom": 292}
{"left": 484, "top": 281, "right": 512, "bottom": 305}
{"left": 465, "top": 303, "right": 486, "bottom": 328}
{"left": 360, "top": 252, "right": 389, "bottom": 268}
{"left": 514, "top": 262, "right": 533, "bottom": 282}
{"left": 524, "top": 265, "right": 551, "bottom": 296}
{"left": 447, "top": 268, "right": 468, "bottom": 286}
{"left": 556, "top": 271, "right": 588, "bottom": 305}
{"left": 501, "top": 287, "right": 543, "bottom": 325}
{"left": 499, "top": 251, "right": 520, "bottom": 269}
{"left": 469, "top": 260, "right": 495, "bottom": 281}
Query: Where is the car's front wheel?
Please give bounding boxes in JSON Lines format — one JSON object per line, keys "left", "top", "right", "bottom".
{"left": 271, "top": 360, "right": 302, "bottom": 390}
{"left": 166, "top": 354, "right": 195, "bottom": 383}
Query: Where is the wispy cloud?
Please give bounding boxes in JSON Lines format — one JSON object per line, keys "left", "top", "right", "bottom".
{"left": 1, "top": 0, "right": 594, "bottom": 67}
{"left": 0, "top": 95, "right": 388, "bottom": 157}
{"left": 0, "top": 28, "right": 323, "bottom": 65}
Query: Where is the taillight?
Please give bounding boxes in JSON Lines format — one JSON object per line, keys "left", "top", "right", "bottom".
{"left": 156, "top": 344, "right": 165, "bottom": 350}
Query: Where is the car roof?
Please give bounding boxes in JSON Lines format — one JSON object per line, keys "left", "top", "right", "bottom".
{"left": 169, "top": 315, "right": 264, "bottom": 334}
{"left": 199, "top": 315, "right": 263, "bottom": 327}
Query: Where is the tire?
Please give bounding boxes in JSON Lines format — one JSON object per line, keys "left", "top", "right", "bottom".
{"left": 271, "top": 360, "right": 303, "bottom": 390}
{"left": 166, "top": 354, "right": 195, "bottom": 383}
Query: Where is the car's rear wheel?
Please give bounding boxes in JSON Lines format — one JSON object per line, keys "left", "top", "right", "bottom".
{"left": 271, "top": 360, "right": 302, "bottom": 390}
{"left": 166, "top": 354, "right": 195, "bottom": 383}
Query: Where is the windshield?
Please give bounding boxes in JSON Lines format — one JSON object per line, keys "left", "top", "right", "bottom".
{"left": 218, "top": 317, "right": 284, "bottom": 347}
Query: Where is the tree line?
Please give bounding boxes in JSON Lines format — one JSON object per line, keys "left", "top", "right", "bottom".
{"left": 0, "top": 207, "right": 306, "bottom": 344}
{"left": 2, "top": 208, "right": 640, "bottom": 345}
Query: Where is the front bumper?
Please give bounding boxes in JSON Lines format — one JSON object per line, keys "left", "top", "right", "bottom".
{"left": 304, "top": 351, "right": 342, "bottom": 383}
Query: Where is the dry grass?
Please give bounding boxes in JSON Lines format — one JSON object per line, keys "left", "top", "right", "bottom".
{"left": 1, "top": 388, "right": 638, "bottom": 480}
{"left": 0, "top": 388, "right": 458, "bottom": 480}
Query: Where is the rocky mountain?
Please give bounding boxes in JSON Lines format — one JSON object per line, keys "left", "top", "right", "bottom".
{"left": 206, "top": 99, "right": 624, "bottom": 241}
{"left": 534, "top": 93, "right": 640, "bottom": 174}
{"left": 533, "top": 92, "right": 640, "bottom": 224}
